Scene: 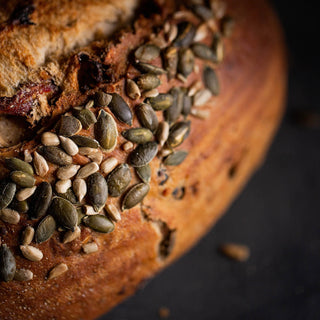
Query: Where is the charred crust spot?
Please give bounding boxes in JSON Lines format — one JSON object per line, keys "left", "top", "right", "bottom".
{"left": 9, "top": 3, "right": 35, "bottom": 26}
{"left": 190, "top": 182, "right": 199, "bottom": 196}
{"left": 157, "top": 168, "right": 169, "bottom": 186}
{"left": 159, "top": 222, "right": 176, "bottom": 259}
{"left": 172, "top": 186, "right": 185, "bottom": 200}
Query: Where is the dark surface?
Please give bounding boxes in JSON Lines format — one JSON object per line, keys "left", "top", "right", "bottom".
{"left": 101, "top": 1, "right": 320, "bottom": 319}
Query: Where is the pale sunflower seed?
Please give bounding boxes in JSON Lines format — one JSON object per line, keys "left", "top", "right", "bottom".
{"left": 82, "top": 242, "right": 98, "bottom": 254}
{"left": 83, "top": 205, "right": 98, "bottom": 216}
{"left": 88, "top": 150, "right": 103, "bottom": 164}
{"left": 55, "top": 179, "right": 72, "bottom": 194}
{"left": 72, "top": 178, "right": 87, "bottom": 202}
{"left": 129, "top": 142, "right": 158, "bottom": 167}
{"left": 16, "top": 186, "right": 36, "bottom": 201}
{"left": 5, "top": 157, "right": 34, "bottom": 175}
{"left": 58, "top": 116, "right": 82, "bottom": 137}
{"left": 24, "top": 150, "right": 33, "bottom": 163}
{"left": 105, "top": 203, "right": 121, "bottom": 222}
{"left": 57, "top": 164, "right": 80, "bottom": 180}
{"left": 100, "top": 157, "right": 118, "bottom": 175}
{"left": 85, "top": 100, "right": 94, "bottom": 109}
{"left": 0, "top": 208, "right": 20, "bottom": 224}
{"left": 83, "top": 214, "right": 114, "bottom": 233}
{"left": 59, "top": 136, "right": 79, "bottom": 156}
{"left": 193, "top": 88, "right": 212, "bottom": 106}
{"left": 41, "top": 132, "right": 60, "bottom": 146}
{"left": 10, "top": 171, "right": 35, "bottom": 188}
{"left": 76, "top": 162, "right": 99, "bottom": 179}
{"left": 33, "top": 151, "right": 49, "bottom": 177}
{"left": 47, "top": 263, "right": 68, "bottom": 280}
{"left": 20, "top": 245, "right": 43, "bottom": 262}
{"left": 219, "top": 243, "right": 250, "bottom": 262}
{"left": 156, "top": 121, "right": 170, "bottom": 147}
{"left": 78, "top": 147, "right": 99, "bottom": 156}
{"left": 108, "top": 93, "right": 133, "bottom": 125}
{"left": 126, "top": 79, "right": 141, "bottom": 100}
{"left": 194, "top": 23, "right": 209, "bottom": 42}
{"left": 167, "top": 24, "right": 178, "bottom": 43}
{"left": 122, "top": 141, "right": 134, "bottom": 152}
{"left": 21, "top": 226, "right": 35, "bottom": 245}
{"left": 121, "top": 183, "right": 150, "bottom": 211}
{"left": 0, "top": 244, "right": 16, "bottom": 282}
{"left": 35, "top": 215, "right": 56, "bottom": 244}
{"left": 190, "top": 108, "right": 211, "bottom": 119}
{"left": 63, "top": 226, "right": 81, "bottom": 244}
{"left": 188, "top": 80, "right": 203, "bottom": 97}
{"left": 14, "top": 269, "right": 33, "bottom": 282}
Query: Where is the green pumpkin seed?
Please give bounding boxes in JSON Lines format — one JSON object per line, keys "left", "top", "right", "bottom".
{"left": 35, "top": 215, "right": 56, "bottom": 244}
{"left": 134, "top": 44, "right": 160, "bottom": 62}
{"left": 0, "top": 244, "right": 16, "bottom": 282}
{"left": 173, "top": 22, "right": 196, "bottom": 47}
{"left": 9, "top": 199, "right": 29, "bottom": 213}
{"left": 40, "top": 146, "right": 73, "bottom": 166}
{"left": 87, "top": 172, "right": 108, "bottom": 212}
{"left": 29, "top": 182, "right": 52, "bottom": 219}
{"left": 0, "top": 181, "right": 16, "bottom": 210}
{"left": 70, "top": 135, "right": 99, "bottom": 148}
{"left": 5, "top": 158, "right": 34, "bottom": 175}
{"left": 57, "top": 188, "right": 78, "bottom": 204}
{"left": 191, "top": 43, "right": 217, "bottom": 62}
{"left": 166, "top": 121, "right": 191, "bottom": 148}
{"left": 121, "top": 183, "right": 150, "bottom": 211}
{"left": 164, "top": 46, "right": 178, "bottom": 79}
{"left": 49, "top": 197, "right": 77, "bottom": 230}
{"left": 178, "top": 48, "right": 195, "bottom": 77}
{"left": 129, "top": 142, "right": 158, "bottom": 167}
{"left": 83, "top": 214, "right": 114, "bottom": 233}
{"left": 95, "top": 91, "right": 112, "bottom": 107}
{"left": 59, "top": 116, "right": 82, "bottom": 137}
{"left": 122, "top": 128, "right": 154, "bottom": 144}
{"left": 77, "top": 207, "right": 85, "bottom": 225}
{"left": 108, "top": 93, "right": 133, "bottom": 125}
{"left": 94, "top": 110, "right": 118, "bottom": 152}
{"left": 10, "top": 171, "right": 35, "bottom": 188}
{"left": 136, "top": 74, "right": 161, "bottom": 91}
{"left": 203, "top": 66, "right": 220, "bottom": 95}
{"left": 182, "top": 94, "right": 192, "bottom": 117}
{"left": 148, "top": 94, "right": 173, "bottom": 111}
{"left": 163, "top": 151, "right": 188, "bottom": 166}
{"left": 74, "top": 109, "right": 97, "bottom": 129}
{"left": 136, "top": 62, "right": 167, "bottom": 75}
{"left": 107, "top": 164, "right": 131, "bottom": 197}
{"left": 135, "top": 165, "right": 151, "bottom": 184}
{"left": 136, "top": 103, "right": 159, "bottom": 133}
{"left": 164, "top": 87, "right": 184, "bottom": 123}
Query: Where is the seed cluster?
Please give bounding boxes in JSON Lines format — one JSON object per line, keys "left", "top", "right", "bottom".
{"left": 0, "top": 0, "right": 233, "bottom": 283}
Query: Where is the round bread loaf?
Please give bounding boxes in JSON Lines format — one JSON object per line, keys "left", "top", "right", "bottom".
{"left": 0, "top": 0, "right": 286, "bottom": 319}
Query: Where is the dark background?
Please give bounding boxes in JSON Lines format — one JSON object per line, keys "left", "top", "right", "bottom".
{"left": 102, "top": 1, "right": 320, "bottom": 319}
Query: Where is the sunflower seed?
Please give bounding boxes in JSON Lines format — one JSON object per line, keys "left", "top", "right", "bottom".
{"left": 74, "top": 108, "right": 97, "bottom": 129}
{"left": 29, "top": 182, "right": 52, "bottom": 219}
{"left": 41, "top": 132, "right": 60, "bottom": 146}
{"left": 16, "top": 186, "right": 36, "bottom": 201}
{"left": 21, "top": 226, "right": 34, "bottom": 245}
{"left": 134, "top": 44, "right": 160, "bottom": 62}
{"left": 85, "top": 99, "right": 94, "bottom": 109}
{"left": 135, "top": 164, "right": 151, "bottom": 184}
{"left": 83, "top": 205, "right": 98, "bottom": 216}
{"left": 108, "top": 93, "right": 133, "bottom": 125}
{"left": 177, "top": 73, "right": 188, "bottom": 83}
{"left": 47, "top": 263, "right": 68, "bottom": 280}
{"left": 221, "top": 16, "right": 235, "bottom": 37}
{"left": 159, "top": 147, "right": 172, "bottom": 158}
{"left": 105, "top": 203, "right": 121, "bottom": 222}
{"left": 95, "top": 91, "right": 112, "bottom": 107}
{"left": 0, "top": 181, "right": 16, "bottom": 209}
{"left": 9, "top": 199, "right": 28, "bottom": 213}
{"left": 88, "top": 150, "right": 103, "bottom": 164}
{"left": 5, "top": 157, "right": 34, "bottom": 175}
{"left": 121, "top": 183, "right": 150, "bottom": 211}
{"left": 0, "top": 244, "right": 16, "bottom": 282}
{"left": 219, "top": 243, "right": 250, "bottom": 262}
{"left": 126, "top": 79, "right": 141, "bottom": 100}
{"left": 194, "top": 23, "right": 209, "bottom": 42}
{"left": 72, "top": 178, "right": 87, "bottom": 203}
{"left": 193, "top": 4, "right": 214, "bottom": 20}
{"left": 135, "top": 62, "right": 167, "bottom": 75}
{"left": 188, "top": 81, "right": 202, "bottom": 96}
{"left": 182, "top": 94, "right": 193, "bottom": 117}
{"left": 70, "top": 135, "right": 99, "bottom": 148}
{"left": 55, "top": 179, "right": 72, "bottom": 194}
{"left": 14, "top": 269, "right": 33, "bottom": 282}
{"left": 33, "top": 151, "right": 49, "bottom": 177}
{"left": 122, "top": 128, "right": 153, "bottom": 144}
{"left": 95, "top": 109, "right": 118, "bottom": 152}
{"left": 190, "top": 108, "right": 210, "bottom": 119}
{"left": 193, "top": 88, "right": 212, "bottom": 106}
{"left": 136, "top": 103, "right": 159, "bottom": 133}
{"left": 49, "top": 197, "right": 77, "bottom": 230}
{"left": 122, "top": 141, "right": 134, "bottom": 152}
{"left": 40, "top": 146, "right": 73, "bottom": 166}
{"left": 59, "top": 116, "right": 82, "bottom": 137}
{"left": 166, "top": 121, "right": 191, "bottom": 148}
{"left": 83, "top": 214, "right": 114, "bottom": 233}
{"left": 10, "top": 171, "right": 35, "bottom": 188}
{"left": 173, "top": 22, "right": 196, "bottom": 47}
{"left": 148, "top": 94, "right": 173, "bottom": 111}
{"left": 191, "top": 43, "right": 217, "bottom": 62}
{"left": 163, "top": 150, "right": 188, "bottom": 166}
{"left": 35, "top": 215, "right": 56, "bottom": 243}
{"left": 24, "top": 150, "right": 33, "bottom": 163}
{"left": 78, "top": 147, "right": 99, "bottom": 156}
{"left": 0, "top": 208, "right": 20, "bottom": 224}
{"left": 107, "top": 164, "right": 131, "bottom": 197}
{"left": 82, "top": 242, "right": 98, "bottom": 254}
{"left": 20, "top": 245, "right": 43, "bottom": 262}
{"left": 87, "top": 172, "right": 108, "bottom": 211}
{"left": 156, "top": 121, "right": 170, "bottom": 147}
{"left": 163, "top": 46, "right": 178, "bottom": 79}
{"left": 76, "top": 162, "right": 99, "bottom": 179}
{"left": 57, "top": 188, "right": 78, "bottom": 204}
{"left": 212, "top": 33, "right": 224, "bottom": 63}
{"left": 129, "top": 141, "right": 158, "bottom": 167}
{"left": 56, "top": 164, "right": 80, "bottom": 180}
{"left": 164, "top": 87, "right": 184, "bottom": 123}
{"left": 144, "top": 89, "right": 159, "bottom": 98}
{"left": 203, "top": 66, "right": 220, "bottom": 95}
{"left": 136, "top": 74, "right": 161, "bottom": 91}
{"left": 63, "top": 226, "right": 81, "bottom": 244}
{"left": 178, "top": 48, "right": 194, "bottom": 78}
{"left": 59, "top": 136, "right": 79, "bottom": 156}
{"left": 167, "top": 24, "right": 178, "bottom": 43}
{"left": 100, "top": 157, "right": 118, "bottom": 175}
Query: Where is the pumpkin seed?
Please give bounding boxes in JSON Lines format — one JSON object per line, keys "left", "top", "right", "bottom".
{"left": 35, "top": 215, "right": 56, "bottom": 243}
{"left": 107, "top": 164, "right": 131, "bottom": 197}
{"left": 163, "top": 150, "right": 188, "bottom": 166}
{"left": 0, "top": 181, "right": 16, "bottom": 210}
{"left": 182, "top": 94, "right": 193, "bottom": 117}
{"left": 190, "top": 108, "right": 210, "bottom": 119}
{"left": 82, "top": 242, "right": 98, "bottom": 254}
{"left": 77, "top": 208, "right": 85, "bottom": 225}
{"left": 203, "top": 66, "right": 220, "bottom": 95}
{"left": 135, "top": 164, "right": 151, "bottom": 184}
{"left": 148, "top": 94, "right": 173, "bottom": 111}
{"left": 0, "top": 244, "right": 16, "bottom": 282}
{"left": 173, "top": 22, "right": 196, "bottom": 47}
{"left": 76, "top": 162, "right": 99, "bottom": 179}
{"left": 126, "top": 79, "right": 141, "bottom": 100}
{"left": 74, "top": 108, "right": 97, "bottom": 129}
{"left": 164, "top": 46, "right": 178, "bottom": 79}
{"left": 121, "top": 183, "right": 150, "bottom": 211}
{"left": 87, "top": 172, "right": 108, "bottom": 211}
{"left": 57, "top": 164, "right": 80, "bottom": 180}
{"left": 70, "top": 135, "right": 99, "bottom": 148}
{"left": 83, "top": 214, "right": 114, "bottom": 233}
{"left": 9, "top": 199, "right": 29, "bottom": 213}
{"left": 178, "top": 48, "right": 194, "bottom": 77}
{"left": 95, "top": 91, "right": 112, "bottom": 107}
{"left": 191, "top": 43, "right": 217, "bottom": 62}
{"left": 105, "top": 203, "right": 121, "bottom": 222}
{"left": 33, "top": 151, "right": 49, "bottom": 177}
{"left": 59, "top": 136, "right": 79, "bottom": 156}
{"left": 0, "top": 208, "right": 20, "bottom": 224}
{"left": 59, "top": 116, "right": 82, "bottom": 137}
{"left": 101, "top": 157, "right": 118, "bottom": 175}
{"left": 129, "top": 141, "right": 158, "bottom": 167}
{"left": 72, "top": 178, "right": 87, "bottom": 203}
{"left": 193, "top": 88, "right": 212, "bottom": 106}
{"left": 134, "top": 44, "right": 160, "bottom": 62}
{"left": 55, "top": 179, "right": 72, "bottom": 194}
{"left": 95, "top": 109, "right": 118, "bottom": 152}
{"left": 221, "top": 16, "right": 235, "bottom": 37}
{"left": 164, "top": 87, "right": 184, "bottom": 123}
{"left": 5, "top": 157, "right": 33, "bottom": 175}
{"left": 40, "top": 146, "right": 73, "bottom": 166}
{"left": 136, "top": 62, "right": 166, "bottom": 75}
{"left": 21, "top": 226, "right": 34, "bottom": 245}
{"left": 41, "top": 132, "right": 60, "bottom": 146}
{"left": 192, "top": 4, "right": 214, "bottom": 20}
{"left": 122, "top": 141, "right": 134, "bottom": 152}
{"left": 108, "top": 93, "right": 133, "bottom": 125}
{"left": 136, "top": 103, "right": 159, "bottom": 133}
{"left": 10, "top": 171, "right": 35, "bottom": 188}
{"left": 49, "top": 197, "right": 77, "bottom": 230}
{"left": 166, "top": 121, "right": 191, "bottom": 148}
{"left": 48, "top": 263, "right": 68, "bottom": 280}
{"left": 122, "top": 128, "right": 153, "bottom": 144}
{"left": 29, "top": 182, "right": 52, "bottom": 219}
{"left": 159, "top": 147, "right": 173, "bottom": 158}
{"left": 144, "top": 89, "right": 159, "bottom": 98}
{"left": 63, "top": 226, "right": 81, "bottom": 244}
{"left": 20, "top": 245, "right": 43, "bottom": 262}
{"left": 136, "top": 74, "right": 161, "bottom": 91}
{"left": 14, "top": 269, "right": 33, "bottom": 281}
{"left": 57, "top": 188, "right": 78, "bottom": 204}
{"left": 156, "top": 121, "right": 170, "bottom": 147}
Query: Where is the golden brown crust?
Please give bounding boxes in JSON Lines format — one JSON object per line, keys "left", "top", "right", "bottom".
{"left": 0, "top": 0, "right": 287, "bottom": 319}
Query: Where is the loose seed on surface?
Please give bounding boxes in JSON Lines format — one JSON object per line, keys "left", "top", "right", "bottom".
{"left": 135, "top": 164, "right": 151, "bottom": 184}
{"left": 84, "top": 205, "right": 98, "bottom": 215}
{"left": 88, "top": 150, "right": 103, "bottom": 164}
{"left": 164, "top": 46, "right": 178, "bottom": 79}
{"left": 0, "top": 244, "right": 16, "bottom": 282}
{"left": 194, "top": 23, "right": 209, "bottom": 42}
{"left": 148, "top": 94, "right": 173, "bottom": 111}
{"left": 122, "top": 128, "right": 154, "bottom": 144}
{"left": 203, "top": 66, "right": 220, "bottom": 95}
{"left": 29, "top": 182, "right": 52, "bottom": 219}
{"left": 190, "top": 108, "right": 210, "bottom": 119}
{"left": 0, "top": 208, "right": 20, "bottom": 224}
{"left": 126, "top": 79, "right": 141, "bottom": 100}
{"left": 136, "top": 62, "right": 166, "bottom": 75}
{"left": 212, "top": 33, "right": 224, "bottom": 63}
{"left": 136, "top": 103, "right": 159, "bottom": 133}
{"left": 74, "top": 108, "right": 97, "bottom": 129}
{"left": 182, "top": 94, "right": 193, "bottom": 117}
{"left": 24, "top": 150, "right": 33, "bottom": 163}
{"left": 166, "top": 121, "right": 191, "bottom": 148}
{"left": 121, "top": 183, "right": 150, "bottom": 211}
{"left": 59, "top": 136, "right": 79, "bottom": 156}
{"left": 55, "top": 179, "right": 72, "bottom": 194}
{"left": 108, "top": 93, "right": 133, "bottom": 125}
{"left": 63, "top": 226, "right": 81, "bottom": 244}
{"left": 70, "top": 135, "right": 99, "bottom": 148}
{"left": 35, "top": 215, "right": 56, "bottom": 243}
{"left": 122, "top": 141, "right": 134, "bottom": 152}
{"left": 164, "top": 87, "right": 184, "bottom": 123}
{"left": 178, "top": 48, "right": 195, "bottom": 78}
{"left": 156, "top": 121, "right": 170, "bottom": 147}
{"left": 78, "top": 147, "right": 100, "bottom": 156}
{"left": 0, "top": 181, "right": 16, "bottom": 210}
{"left": 105, "top": 203, "right": 121, "bottom": 222}
{"left": 76, "top": 162, "right": 99, "bottom": 179}
{"left": 173, "top": 22, "right": 196, "bottom": 47}
{"left": 134, "top": 44, "right": 160, "bottom": 62}
{"left": 193, "top": 88, "right": 212, "bottom": 107}
{"left": 47, "top": 263, "right": 68, "bottom": 280}
{"left": 72, "top": 178, "right": 87, "bottom": 202}
{"left": 144, "top": 89, "right": 159, "bottom": 98}
{"left": 219, "top": 243, "right": 250, "bottom": 262}
{"left": 58, "top": 116, "right": 82, "bottom": 137}
{"left": 163, "top": 151, "right": 188, "bottom": 166}
{"left": 193, "top": 4, "right": 214, "bottom": 21}
{"left": 87, "top": 172, "right": 108, "bottom": 211}
{"left": 83, "top": 214, "right": 114, "bottom": 233}
{"left": 57, "top": 189, "right": 77, "bottom": 204}
{"left": 20, "top": 245, "right": 43, "bottom": 262}
{"left": 107, "top": 164, "right": 132, "bottom": 197}
{"left": 40, "top": 146, "right": 73, "bottom": 166}
{"left": 85, "top": 100, "right": 94, "bottom": 109}
{"left": 33, "top": 151, "right": 49, "bottom": 177}
{"left": 9, "top": 199, "right": 28, "bottom": 213}
{"left": 21, "top": 226, "right": 34, "bottom": 245}
{"left": 221, "top": 16, "right": 235, "bottom": 37}
{"left": 41, "top": 132, "right": 60, "bottom": 146}
{"left": 10, "top": 171, "right": 35, "bottom": 188}
{"left": 14, "top": 269, "right": 33, "bottom": 282}
{"left": 5, "top": 157, "right": 34, "bottom": 175}
{"left": 191, "top": 43, "right": 217, "bottom": 62}
{"left": 101, "top": 157, "right": 118, "bottom": 175}
{"left": 16, "top": 186, "right": 36, "bottom": 202}
{"left": 129, "top": 141, "right": 158, "bottom": 167}
{"left": 167, "top": 24, "right": 178, "bottom": 43}
{"left": 95, "top": 91, "right": 112, "bottom": 107}
{"left": 57, "top": 164, "right": 80, "bottom": 180}
{"left": 136, "top": 74, "right": 161, "bottom": 91}
{"left": 82, "top": 242, "right": 98, "bottom": 254}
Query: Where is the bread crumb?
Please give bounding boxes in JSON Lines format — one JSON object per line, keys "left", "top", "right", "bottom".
{"left": 218, "top": 243, "right": 250, "bottom": 262}
{"left": 158, "top": 307, "right": 170, "bottom": 318}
